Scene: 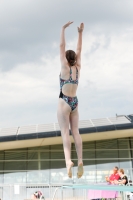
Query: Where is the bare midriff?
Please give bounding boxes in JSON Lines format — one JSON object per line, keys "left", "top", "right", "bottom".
{"left": 62, "top": 84, "right": 78, "bottom": 97}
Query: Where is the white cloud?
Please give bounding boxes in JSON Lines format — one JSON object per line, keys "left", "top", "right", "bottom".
{"left": 1, "top": 26, "right": 133, "bottom": 127}
{"left": 80, "top": 28, "right": 133, "bottom": 91}
{"left": 0, "top": 0, "right": 133, "bottom": 127}
{"left": 0, "top": 55, "right": 60, "bottom": 106}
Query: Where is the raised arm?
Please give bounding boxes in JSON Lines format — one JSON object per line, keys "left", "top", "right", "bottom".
{"left": 60, "top": 21, "right": 73, "bottom": 66}
{"left": 76, "top": 23, "right": 84, "bottom": 68}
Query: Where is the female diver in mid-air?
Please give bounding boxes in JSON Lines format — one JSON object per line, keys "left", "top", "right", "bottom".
{"left": 57, "top": 21, "right": 84, "bottom": 178}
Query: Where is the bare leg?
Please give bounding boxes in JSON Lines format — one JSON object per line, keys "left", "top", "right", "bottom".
{"left": 70, "top": 108, "right": 84, "bottom": 178}
{"left": 57, "top": 98, "right": 74, "bottom": 178}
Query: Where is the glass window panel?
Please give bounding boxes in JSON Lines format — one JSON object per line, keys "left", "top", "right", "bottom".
{"left": 85, "top": 159, "right": 96, "bottom": 169}
{"left": 96, "top": 139, "right": 118, "bottom": 171}
{"left": 84, "top": 160, "right": 96, "bottom": 169}
{"left": 131, "top": 138, "right": 133, "bottom": 148}
{"left": 50, "top": 160, "right": 65, "bottom": 170}
{"left": 83, "top": 141, "right": 95, "bottom": 149}
{"left": 0, "top": 152, "right": 4, "bottom": 173}
{"left": 129, "top": 168, "right": 133, "bottom": 181}
{"left": 80, "top": 141, "right": 96, "bottom": 183}
{"left": 118, "top": 139, "right": 132, "bottom": 169}
{"left": 130, "top": 138, "right": 133, "bottom": 147}
{"left": 28, "top": 151, "right": 38, "bottom": 160}
{"left": 50, "top": 161, "right": 72, "bottom": 184}
{"left": 51, "top": 144, "right": 65, "bottom": 165}
{"left": 27, "top": 161, "right": 38, "bottom": 170}
{"left": 96, "top": 159, "right": 119, "bottom": 170}
{"left": 72, "top": 141, "right": 96, "bottom": 166}
{"left": 118, "top": 139, "right": 130, "bottom": 158}
{"left": 119, "top": 160, "right": 131, "bottom": 169}
{"left": 5, "top": 151, "right": 27, "bottom": 160}
{"left": 4, "top": 172, "right": 26, "bottom": 183}
{"left": 96, "top": 139, "right": 118, "bottom": 149}
{"left": 71, "top": 150, "right": 78, "bottom": 163}
{"left": 28, "top": 147, "right": 40, "bottom": 150}
{"left": 0, "top": 138, "right": 131, "bottom": 187}
{"left": 0, "top": 173, "right": 3, "bottom": 183}
{"left": 96, "top": 170, "right": 107, "bottom": 183}
{"left": 0, "top": 152, "right": 4, "bottom": 175}
{"left": 27, "top": 171, "right": 42, "bottom": 183}
{"left": 130, "top": 138, "right": 133, "bottom": 164}
{"left": 27, "top": 170, "right": 49, "bottom": 183}
{"left": 28, "top": 151, "right": 41, "bottom": 171}
{"left": 119, "top": 161, "right": 132, "bottom": 178}
{"left": 83, "top": 150, "right": 95, "bottom": 159}
{"left": 118, "top": 139, "right": 129, "bottom": 149}
{"left": 0, "top": 162, "right": 3, "bottom": 171}
{"left": 82, "top": 160, "right": 96, "bottom": 183}
{"left": 41, "top": 169, "right": 50, "bottom": 183}
{"left": 4, "top": 161, "right": 26, "bottom": 170}
{"left": 71, "top": 149, "right": 78, "bottom": 161}
{"left": 41, "top": 161, "right": 49, "bottom": 170}
{"left": 39, "top": 146, "right": 50, "bottom": 150}
{"left": 96, "top": 169, "right": 110, "bottom": 183}
{"left": 40, "top": 152, "right": 49, "bottom": 160}
{"left": 51, "top": 151, "right": 64, "bottom": 160}
{"left": 28, "top": 146, "right": 49, "bottom": 150}
{"left": 118, "top": 149, "right": 131, "bottom": 159}
{"left": 96, "top": 150, "right": 118, "bottom": 159}
{"left": 50, "top": 145, "right": 65, "bottom": 169}
{"left": 51, "top": 144, "right": 63, "bottom": 150}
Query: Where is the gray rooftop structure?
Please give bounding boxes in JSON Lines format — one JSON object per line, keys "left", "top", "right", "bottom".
{"left": 0, "top": 114, "right": 133, "bottom": 143}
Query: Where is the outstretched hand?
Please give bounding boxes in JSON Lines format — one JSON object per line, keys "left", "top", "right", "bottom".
{"left": 77, "top": 23, "right": 84, "bottom": 33}
{"left": 63, "top": 21, "right": 73, "bottom": 29}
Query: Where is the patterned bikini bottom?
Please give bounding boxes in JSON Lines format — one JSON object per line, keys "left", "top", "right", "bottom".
{"left": 59, "top": 91, "right": 78, "bottom": 111}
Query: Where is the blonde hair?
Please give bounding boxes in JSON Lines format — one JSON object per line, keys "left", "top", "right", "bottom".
{"left": 119, "top": 168, "right": 124, "bottom": 174}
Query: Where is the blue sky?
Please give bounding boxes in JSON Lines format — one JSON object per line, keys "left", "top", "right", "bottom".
{"left": 0, "top": 0, "right": 133, "bottom": 128}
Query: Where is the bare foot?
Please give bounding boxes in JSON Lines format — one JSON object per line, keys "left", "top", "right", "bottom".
{"left": 77, "top": 162, "right": 84, "bottom": 178}
{"left": 66, "top": 161, "right": 74, "bottom": 178}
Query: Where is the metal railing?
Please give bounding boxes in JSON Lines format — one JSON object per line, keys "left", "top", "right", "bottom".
{"left": 0, "top": 183, "right": 50, "bottom": 200}
{"left": 0, "top": 183, "right": 133, "bottom": 200}
{"left": 0, "top": 183, "right": 87, "bottom": 200}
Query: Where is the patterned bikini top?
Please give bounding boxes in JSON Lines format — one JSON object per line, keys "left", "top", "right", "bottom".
{"left": 60, "top": 67, "right": 78, "bottom": 91}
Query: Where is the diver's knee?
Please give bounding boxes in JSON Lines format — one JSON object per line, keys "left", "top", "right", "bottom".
{"left": 71, "top": 128, "right": 79, "bottom": 136}
{"left": 61, "top": 129, "right": 70, "bottom": 136}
